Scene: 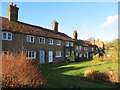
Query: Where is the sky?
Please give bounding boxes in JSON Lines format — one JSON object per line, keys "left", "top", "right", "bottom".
{"left": 1, "top": 1, "right": 118, "bottom": 43}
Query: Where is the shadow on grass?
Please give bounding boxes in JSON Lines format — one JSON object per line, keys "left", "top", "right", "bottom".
{"left": 41, "top": 62, "right": 117, "bottom": 88}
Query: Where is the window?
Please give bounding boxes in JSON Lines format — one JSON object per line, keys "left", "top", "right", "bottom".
{"left": 76, "top": 46, "right": 78, "bottom": 50}
{"left": 56, "top": 51, "right": 61, "bottom": 57}
{"left": 86, "top": 47, "right": 88, "bottom": 50}
{"left": 39, "top": 37, "right": 45, "bottom": 44}
{"left": 79, "top": 53, "right": 82, "bottom": 57}
{"left": 72, "top": 51, "right": 74, "bottom": 54}
{"left": 27, "top": 51, "right": 36, "bottom": 59}
{"left": 66, "top": 41, "right": 69, "bottom": 46}
{"left": 56, "top": 40, "right": 61, "bottom": 46}
{"left": 2, "top": 32, "right": 12, "bottom": 40}
{"left": 96, "top": 48, "right": 98, "bottom": 50}
{"left": 27, "top": 35, "right": 34, "bottom": 43}
{"left": 76, "top": 53, "right": 78, "bottom": 56}
{"left": 84, "top": 53, "right": 86, "bottom": 57}
{"left": 66, "top": 51, "right": 70, "bottom": 57}
{"left": 79, "top": 46, "right": 82, "bottom": 50}
{"left": 92, "top": 47, "right": 94, "bottom": 51}
{"left": 2, "top": 51, "right": 13, "bottom": 56}
{"left": 49, "top": 39, "right": 53, "bottom": 45}
{"left": 84, "top": 47, "right": 86, "bottom": 50}
{"left": 70, "top": 42, "right": 74, "bottom": 47}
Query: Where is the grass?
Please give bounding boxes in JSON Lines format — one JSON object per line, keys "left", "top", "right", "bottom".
{"left": 41, "top": 61, "right": 118, "bottom": 88}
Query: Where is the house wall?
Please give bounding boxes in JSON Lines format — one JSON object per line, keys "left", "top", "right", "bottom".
{"left": 2, "top": 31, "right": 74, "bottom": 64}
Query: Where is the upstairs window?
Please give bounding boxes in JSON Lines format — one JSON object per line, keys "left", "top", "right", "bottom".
{"left": 49, "top": 39, "right": 53, "bottom": 45}
{"left": 70, "top": 42, "right": 74, "bottom": 47}
{"left": 96, "top": 48, "right": 98, "bottom": 50}
{"left": 56, "top": 40, "right": 61, "bottom": 46}
{"left": 2, "top": 32, "right": 12, "bottom": 40}
{"left": 84, "top": 47, "right": 86, "bottom": 50}
{"left": 39, "top": 37, "right": 45, "bottom": 44}
{"left": 76, "top": 46, "right": 78, "bottom": 50}
{"left": 27, "top": 35, "right": 34, "bottom": 43}
{"left": 27, "top": 51, "right": 36, "bottom": 59}
{"left": 92, "top": 47, "right": 94, "bottom": 51}
{"left": 79, "top": 46, "right": 82, "bottom": 50}
{"left": 66, "top": 41, "right": 69, "bottom": 46}
{"left": 56, "top": 51, "right": 61, "bottom": 57}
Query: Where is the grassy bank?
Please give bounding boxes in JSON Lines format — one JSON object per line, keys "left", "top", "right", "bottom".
{"left": 42, "top": 61, "right": 117, "bottom": 88}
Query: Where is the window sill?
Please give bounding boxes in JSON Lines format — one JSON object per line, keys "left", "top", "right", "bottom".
{"left": 56, "top": 56, "right": 61, "bottom": 58}
{"left": 2, "top": 39, "right": 12, "bottom": 41}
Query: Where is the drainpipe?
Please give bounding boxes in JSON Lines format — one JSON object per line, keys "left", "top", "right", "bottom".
{"left": 21, "top": 35, "right": 23, "bottom": 53}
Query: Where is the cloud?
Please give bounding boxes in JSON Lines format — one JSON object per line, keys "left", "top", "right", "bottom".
{"left": 102, "top": 15, "right": 118, "bottom": 27}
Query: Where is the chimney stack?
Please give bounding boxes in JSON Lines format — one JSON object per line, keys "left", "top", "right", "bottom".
{"left": 73, "top": 30, "right": 78, "bottom": 40}
{"left": 7, "top": 3, "right": 19, "bottom": 21}
{"left": 92, "top": 40, "right": 95, "bottom": 45}
{"left": 51, "top": 20, "right": 58, "bottom": 33}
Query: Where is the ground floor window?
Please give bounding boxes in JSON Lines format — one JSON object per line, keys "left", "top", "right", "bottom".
{"left": 27, "top": 51, "right": 36, "bottom": 59}
{"left": 56, "top": 51, "right": 61, "bottom": 57}
{"left": 66, "top": 51, "right": 70, "bottom": 57}
{"left": 84, "top": 53, "right": 86, "bottom": 57}
{"left": 76, "top": 53, "right": 78, "bottom": 57}
{"left": 2, "top": 51, "right": 13, "bottom": 56}
{"left": 79, "top": 53, "right": 82, "bottom": 57}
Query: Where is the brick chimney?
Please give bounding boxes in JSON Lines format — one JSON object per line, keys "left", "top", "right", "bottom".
{"left": 73, "top": 30, "right": 78, "bottom": 40}
{"left": 92, "top": 40, "right": 95, "bottom": 45}
{"left": 7, "top": 3, "right": 19, "bottom": 21}
{"left": 51, "top": 20, "right": 58, "bottom": 33}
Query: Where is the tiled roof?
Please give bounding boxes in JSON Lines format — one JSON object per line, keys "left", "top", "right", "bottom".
{"left": 1, "top": 17, "right": 74, "bottom": 42}
{"left": 75, "top": 39, "right": 98, "bottom": 47}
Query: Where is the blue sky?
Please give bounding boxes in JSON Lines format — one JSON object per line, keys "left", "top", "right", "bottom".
{"left": 2, "top": 2, "right": 118, "bottom": 42}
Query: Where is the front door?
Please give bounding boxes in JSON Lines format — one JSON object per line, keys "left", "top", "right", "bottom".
{"left": 49, "top": 51, "right": 53, "bottom": 62}
{"left": 40, "top": 51, "right": 45, "bottom": 64}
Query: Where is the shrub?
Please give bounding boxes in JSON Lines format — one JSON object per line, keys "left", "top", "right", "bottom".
{"left": 84, "top": 69, "right": 109, "bottom": 82}
{"left": 67, "top": 52, "right": 75, "bottom": 63}
{"left": 2, "top": 53, "right": 45, "bottom": 88}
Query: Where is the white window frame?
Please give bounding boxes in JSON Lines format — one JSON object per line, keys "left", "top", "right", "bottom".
{"left": 96, "top": 48, "right": 98, "bottom": 50}
{"left": 66, "top": 51, "right": 70, "bottom": 57}
{"left": 79, "top": 46, "right": 82, "bottom": 50}
{"left": 39, "top": 37, "right": 45, "bottom": 44}
{"left": 76, "top": 46, "right": 78, "bottom": 50}
{"left": 56, "top": 40, "right": 61, "bottom": 46}
{"left": 2, "top": 32, "right": 12, "bottom": 40}
{"left": 79, "top": 53, "right": 82, "bottom": 57}
{"left": 76, "top": 53, "right": 78, "bottom": 57}
{"left": 66, "top": 41, "right": 69, "bottom": 47}
{"left": 49, "top": 39, "right": 53, "bottom": 45}
{"left": 2, "top": 51, "right": 13, "bottom": 56}
{"left": 70, "top": 42, "right": 74, "bottom": 47}
{"left": 84, "top": 47, "right": 86, "bottom": 50}
{"left": 84, "top": 53, "right": 86, "bottom": 57}
{"left": 56, "top": 51, "right": 61, "bottom": 57}
{"left": 27, "top": 35, "right": 34, "bottom": 43}
{"left": 27, "top": 51, "right": 36, "bottom": 59}
{"left": 92, "top": 47, "right": 94, "bottom": 51}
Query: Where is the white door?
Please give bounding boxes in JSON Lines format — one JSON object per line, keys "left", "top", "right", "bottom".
{"left": 40, "top": 51, "right": 45, "bottom": 64}
{"left": 87, "top": 52, "right": 89, "bottom": 58}
{"left": 49, "top": 51, "right": 53, "bottom": 62}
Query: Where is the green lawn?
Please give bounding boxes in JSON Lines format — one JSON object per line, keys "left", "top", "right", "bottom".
{"left": 41, "top": 61, "right": 118, "bottom": 88}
